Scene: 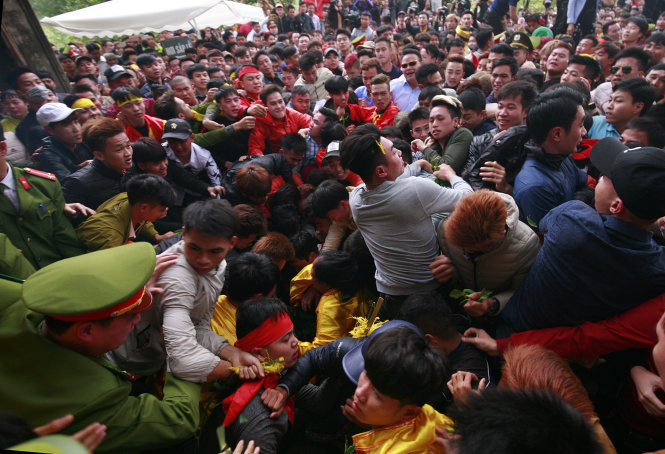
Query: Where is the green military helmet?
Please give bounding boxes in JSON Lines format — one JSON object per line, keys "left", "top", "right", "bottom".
{"left": 22, "top": 242, "right": 156, "bottom": 321}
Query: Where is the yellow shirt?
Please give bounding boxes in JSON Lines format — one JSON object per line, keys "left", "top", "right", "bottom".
{"left": 353, "top": 404, "right": 453, "bottom": 454}
{"left": 291, "top": 264, "right": 370, "bottom": 356}
{"left": 210, "top": 295, "right": 237, "bottom": 345}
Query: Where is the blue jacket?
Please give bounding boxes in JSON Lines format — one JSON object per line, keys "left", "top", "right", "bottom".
{"left": 513, "top": 145, "right": 587, "bottom": 230}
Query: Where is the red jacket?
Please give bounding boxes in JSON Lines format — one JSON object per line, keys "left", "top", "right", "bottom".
{"left": 372, "top": 102, "right": 400, "bottom": 129}
{"left": 249, "top": 108, "right": 312, "bottom": 155}
{"left": 496, "top": 293, "right": 664, "bottom": 358}
{"left": 122, "top": 115, "right": 165, "bottom": 143}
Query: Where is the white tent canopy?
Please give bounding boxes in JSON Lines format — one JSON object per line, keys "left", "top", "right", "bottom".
{"left": 40, "top": 0, "right": 265, "bottom": 37}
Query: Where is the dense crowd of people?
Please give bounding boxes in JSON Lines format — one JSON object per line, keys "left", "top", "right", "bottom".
{"left": 2, "top": 0, "right": 665, "bottom": 452}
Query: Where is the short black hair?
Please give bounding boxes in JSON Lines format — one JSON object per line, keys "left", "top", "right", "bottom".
{"left": 291, "top": 230, "right": 319, "bottom": 261}
{"left": 324, "top": 75, "right": 349, "bottom": 94}
{"left": 568, "top": 54, "right": 601, "bottom": 82}
{"left": 282, "top": 46, "right": 299, "bottom": 60}
{"left": 336, "top": 28, "right": 351, "bottom": 39}
{"left": 153, "top": 91, "right": 182, "bottom": 120}
{"left": 497, "top": 80, "right": 537, "bottom": 110}
{"left": 226, "top": 252, "right": 279, "bottom": 303}
{"left": 310, "top": 179, "right": 349, "bottom": 218}
{"left": 449, "top": 388, "right": 603, "bottom": 454}
{"left": 476, "top": 28, "right": 494, "bottom": 49}
{"left": 492, "top": 56, "right": 519, "bottom": 76}
{"left": 320, "top": 119, "right": 347, "bottom": 148}
{"left": 625, "top": 117, "right": 665, "bottom": 148}
{"left": 527, "top": 87, "right": 584, "bottom": 144}
{"left": 445, "top": 38, "right": 465, "bottom": 52}
{"left": 135, "top": 53, "right": 157, "bottom": 68}
{"left": 340, "top": 124, "right": 385, "bottom": 182}
{"left": 408, "top": 107, "right": 430, "bottom": 126}
{"left": 259, "top": 84, "right": 283, "bottom": 104}
{"left": 415, "top": 63, "right": 440, "bottom": 85}
{"left": 185, "top": 64, "right": 208, "bottom": 79}
{"left": 458, "top": 88, "right": 486, "bottom": 113}
{"left": 397, "top": 291, "right": 459, "bottom": 340}
{"left": 183, "top": 199, "right": 239, "bottom": 239}
{"left": 236, "top": 298, "right": 290, "bottom": 340}
{"left": 625, "top": 16, "right": 648, "bottom": 35}
{"left": 364, "top": 327, "right": 449, "bottom": 406}
{"left": 299, "top": 51, "right": 318, "bottom": 71}
{"left": 312, "top": 251, "right": 360, "bottom": 297}
{"left": 489, "top": 42, "right": 513, "bottom": 57}
{"left": 418, "top": 85, "right": 444, "bottom": 102}
{"left": 614, "top": 77, "right": 657, "bottom": 116}
{"left": 126, "top": 173, "right": 176, "bottom": 206}
{"left": 614, "top": 47, "right": 650, "bottom": 72}
{"left": 214, "top": 85, "right": 239, "bottom": 103}
{"left": 110, "top": 85, "right": 142, "bottom": 104}
{"left": 281, "top": 133, "right": 307, "bottom": 155}
{"left": 6, "top": 67, "right": 35, "bottom": 90}
{"left": 131, "top": 137, "right": 167, "bottom": 163}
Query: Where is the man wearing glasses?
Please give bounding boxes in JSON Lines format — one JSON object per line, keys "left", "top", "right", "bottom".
{"left": 390, "top": 48, "right": 421, "bottom": 112}
{"left": 591, "top": 47, "right": 650, "bottom": 115}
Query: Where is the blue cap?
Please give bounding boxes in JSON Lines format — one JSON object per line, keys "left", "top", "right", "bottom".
{"left": 342, "top": 320, "right": 423, "bottom": 384}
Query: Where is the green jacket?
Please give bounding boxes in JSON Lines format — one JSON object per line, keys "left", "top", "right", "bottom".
{"left": 0, "top": 165, "right": 85, "bottom": 269}
{"left": 0, "top": 299, "right": 202, "bottom": 453}
{"left": 424, "top": 127, "right": 473, "bottom": 175}
{"left": 0, "top": 232, "right": 35, "bottom": 279}
{"left": 75, "top": 192, "right": 158, "bottom": 252}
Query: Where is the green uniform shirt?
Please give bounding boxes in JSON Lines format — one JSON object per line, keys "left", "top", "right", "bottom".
{"left": 0, "top": 299, "right": 202, "bottom": 453}
{"left": 75, "top": 192, "right": 159, "bottom": 252}
{"left": 0, "top": 165, "right": 85, "bottom": 269}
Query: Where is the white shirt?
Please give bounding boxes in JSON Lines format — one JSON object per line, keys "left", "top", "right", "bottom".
{"left": 0, "top": 163, "right": 19, "bottom": 211}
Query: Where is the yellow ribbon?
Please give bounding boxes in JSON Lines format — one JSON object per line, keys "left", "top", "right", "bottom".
{"left": 375, "top": 139, "right": 386, "bottom": 155}
{"left": 71, "top": 98, "right": 95, "bottom": 109}
{"left": 116, "top": 94, "right": 143, "bottom": 107}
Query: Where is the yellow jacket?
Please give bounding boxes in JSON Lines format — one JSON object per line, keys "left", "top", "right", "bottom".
{"left": 353, "top": 404, "right": 453, "bottom": 454}
{"left": 291, "top": 264, "right": 370, "bottom": 355}
{"left": 210, "top": 295, "right": 237, "bottom": 345}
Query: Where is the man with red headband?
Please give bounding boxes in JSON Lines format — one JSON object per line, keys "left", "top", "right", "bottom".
{"left": 236, "top": 65, "right": 265, "bottom": 109}
{"left": 223, "top": 298, "right": 300, "bottom": 454}
{"left": 0, "top": 243, "right": 204, "bottom": 452}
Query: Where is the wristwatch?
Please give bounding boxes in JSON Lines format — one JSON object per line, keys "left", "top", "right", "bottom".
{"left": 489, "top": 297, "right": 500, "bottom": 316}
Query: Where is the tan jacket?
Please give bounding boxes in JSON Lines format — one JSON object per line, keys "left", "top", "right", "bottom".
{"left": 438, "top": 192, "right": 541, "bottom": 313}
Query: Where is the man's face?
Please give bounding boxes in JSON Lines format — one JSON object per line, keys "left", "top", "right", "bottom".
{"left": 75, "top": 104, "right": 102, "bottom": 125}
{"left": 4, "top": 96, "right": 28, "bottom": 119}
{"left": 119, "top": 99, "right": 146, "bottom": 127}
{"left": 301, "top": 66, "right": 318, "bottom": 84}
{"left": 370, "top": 82, "right": 391, "bottom": 111}
{"left": 138, "top": 158, "right": 168, "bottom": 177}
{"left": 182, "top": 227, "right": 236, "bottom": 274}
{"left": 512, "top": 48, "right": 528, "bottom": 66}
{"left": 171, "top": 80, "right": 197, "bottom": 106}
{"left": 97, "top": 132, "right": 133, "bottom": 173}
{"left": 241, "top": 72, "right": 263, "bottom": 97}
{"left": 308, "top": 112, "right": 326, "bottom": 139}
{"left": 209, "top": 55, "right": 224, "bottom": 68}
{"left": 444, "top": 62, "right": 464, "bottom": 88}
{"left": 350, "top": 370, "right": 408, "bottom": 427}
{"left": 447, "top": 46, "right": 465, "bottom": 58}
{"left": 657, "top": 15, "right": 665, "bottom": 30}
{"left": 361, "top": 14, "right": 371, "bottom": 28}
{"left": 546, "top": 47, "right": 570, "bottom": 76}
{"left": 400, "top": 54, "right": 420, "bottom": 84}
{"left": 326, "top": 200, "right": 350, "bottom": 223}
{"left": 461, "top": 108, "right": 484, "bottom": 132}
{"left": 487, "top": 51, "right": 502, "bottom": 68}
{"left": 561, "top": 63, "right": 587, "bottom": 84}
{"left": 647, "top": 69, "right": 665, "bottom": 97}
{"left": 48, "top": 116, "right": 82, "bottom": 145}
{"left": 593, "top": 48, "right": 614, "bottom": 72}
{"left": 257, "top": 54, "right": 273, "bottom": 76}
{"left": 410, "top": 117, "right": 429, "bottom": 140}
{"left": 380, "top": 136, "right": 403, "bottom": 180}
{"left": 75, "top": 78, "right": 101, "bottom": 97}
{"left": 237, "top": 53, "right": 253, "bottom": 65}
{"left": 336, "top": 34, "right": 351, "bottom": 53}
{"left": 362, "top": 67, "right": 378, "bottom": 89}
{"left": 264, "top": 326, "right": 300, "bottom": 368}
{"left": 87, "top": 312, "right": 141, "bottom": 356}
{"left": 190, "top": 70, "right": 210, "bottom": 92}
{"left": 622, "top": 22, "right": 644, "bottom": 45}
{"left": 557, "top": 105, "right": 586, "bottom": 154}
{"left": 181, "top": 60, "right": 195, "bottom": 72}
{"left": 276, "top": 5, "right": 284, "bottom": 16}
{"left": 78, "top": 59, "right": 98, "bottom": 76}
{"left": 645, "top": 40, "right": 665, "bottom": 63}
{"left": 16, "top": 72, "right": 44, "bottom": 95}
{"left": 491, "top": 64, "right": 514, "bottom": 94}
{"left": 610, "top": 57, "right": 642, "bottom": 88}
{"left": 298, "top": 35, "right": 310, "bottom": 53}
{"left": 60, "top": 58, "right": 76, "bottom": 72}
{"left": 325, "top": 156, "right": 349, "bottom": 180}
{"left": 620, "top": 127, "right": 649, "bottom": 147}
{"left": 266, "top": 92, "right": 286, "bottom": 120}
{"left": 325, "top": 52, "right": 340, "bottom": 70}
{"left": 220, "top": 93, "right": 242, "bottom": 119}
{"left": 605, "top": 89, "right": 641, "bottom": 129}
{"left": 282, "top": 71, "right": 298, "bottom": 90}
{"left": 375, "top": 41, "right": 391, "bottom": 65}
{"left": 142, "top": 61, "right": 162, "bottom": 81}
{"left": 605, "top": 23, "right": 621, "bottom": 42}
{"left": 496, "top": 95, "right": 526, "bottom": 131}
{"left": 167, "top": 135, "right": 194, "bottom": 163}
{"left": 331, "top": 90, "right": 349, "bottom": 109}
{"left": 291, "top": 93, "right": 311, "bottom": 114}
{"left": 426, "top": 71, "right": 443, "bottom": 88}
{"left": 576, "top": 38, "right": 595, "bottom": 55}
{"left": 429, "top": 105, "right": 459, "bottom": 140}
{"left": 445, "top": 16, "right": 457, "bottom": 30}
{"left": 460, "top": 13, "right": 474, "bottom": 28}
{"left": 282, "top": 149, "right": 303, "bottom": 168}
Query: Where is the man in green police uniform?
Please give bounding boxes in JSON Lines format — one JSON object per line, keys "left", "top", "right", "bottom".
{"left": 0, "top": 120, "right": 86, "bottom": 270}
{"left": 0, "top": 243, "right": 201, "bottom": 453}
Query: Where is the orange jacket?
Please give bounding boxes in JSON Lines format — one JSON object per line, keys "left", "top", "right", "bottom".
{"left": 248, "top": 108, "right": 312, "bottom": 155}
{"left": 122, "top": 115, "right": 165, "bottom": 143}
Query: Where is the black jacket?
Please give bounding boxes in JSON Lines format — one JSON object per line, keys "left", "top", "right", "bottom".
{"left": 38, "top": 136, "right": 94, "bottom": 182}
{"left": 222, "top": 154, "right": 296, "bottom": 206}
{"left": 62, "top": 159, "right": 124, "bottom": 211}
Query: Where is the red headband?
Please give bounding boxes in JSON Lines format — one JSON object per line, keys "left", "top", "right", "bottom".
{"left": 234, "top": 312, "right": 293, "bottom": 352}
{"left": 238, "top": 65, "right": 260, "bottom": 81}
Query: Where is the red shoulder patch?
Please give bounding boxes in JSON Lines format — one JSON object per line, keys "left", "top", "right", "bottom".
{"left": 23, "top": 168, "right": 56, "bottom": 181}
